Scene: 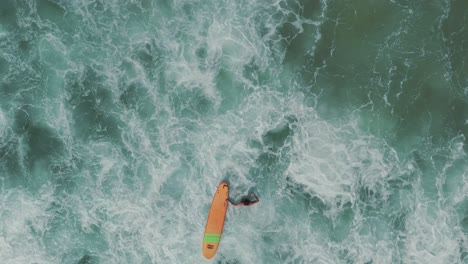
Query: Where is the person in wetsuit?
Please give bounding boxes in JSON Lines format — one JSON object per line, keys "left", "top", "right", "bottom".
{"left": 228, "top": 193, "right": 259, "bottom": 206}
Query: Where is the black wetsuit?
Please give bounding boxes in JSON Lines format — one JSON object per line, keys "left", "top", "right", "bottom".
{"left": 242, "top": 199, "right": 251, "bottom": 205}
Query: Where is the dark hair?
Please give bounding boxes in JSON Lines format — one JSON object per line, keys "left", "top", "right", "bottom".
{"left": 242, "top": 199, "right": 250, "bottom": 205}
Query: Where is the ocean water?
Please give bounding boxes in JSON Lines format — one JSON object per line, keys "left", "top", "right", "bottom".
{"left": 0, "top": 0, "right": 467, "bottom": 263}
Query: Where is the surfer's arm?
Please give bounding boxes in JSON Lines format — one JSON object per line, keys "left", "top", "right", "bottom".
{"left": 228, "top": 198, "right": 243, "bottom": 206}
{"left": 250, "top": 193, "right": 259, "bottom": 204}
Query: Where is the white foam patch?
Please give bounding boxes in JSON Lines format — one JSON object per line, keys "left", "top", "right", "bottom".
{"left": 0, "top": 110, "right": 7, "bottom": 139}
{"left": 39, "top": 34, "right": 69, "bottom": 70}
{"left": 221, "top": 202, "right": 345, "bottom": 263}
{"left": 165, "top": 59, "right": 219, "bottom": 99}
{"left": 45, "top": 101, "right": 74, "bottom": 151}
{"left": 285, "top": 99, "right": 399, "bottom": 207}
{"left": 191, "top": 90, "right": 300, "bottom": 182}
{"left": 68, "top": 133, "right": 196, "bottom": 262}
{"left": 437, "top": 134, "right": 466, "bottom": 204}
{"left": 404, "top": 200, "right": 464, "bottom": 263}
{"left": 0, "top": 187, "right": 56, "bottom": 263}
{"left": 160, "top": 0, "right": 307, "bottom": 111}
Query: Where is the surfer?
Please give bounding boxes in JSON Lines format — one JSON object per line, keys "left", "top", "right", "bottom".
{"left": 229, "top": 193, "right": 259, "bottom": 206}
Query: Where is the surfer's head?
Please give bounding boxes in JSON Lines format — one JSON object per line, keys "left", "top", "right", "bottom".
{"left": 242, "top": 199, "right": 251, "bottom": 205}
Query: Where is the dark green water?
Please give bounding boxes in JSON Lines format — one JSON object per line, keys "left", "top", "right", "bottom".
{"left": 0, "top": 0, "right": 467, "bottom": 263}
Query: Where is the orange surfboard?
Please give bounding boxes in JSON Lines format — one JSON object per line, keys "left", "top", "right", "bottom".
{"left": 202, "top": 182, "right": 229, "bottom": 259}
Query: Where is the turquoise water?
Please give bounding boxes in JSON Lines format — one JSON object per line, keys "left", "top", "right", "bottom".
{"left": 0, "top": 0, "right": 467, "bottom": 263}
